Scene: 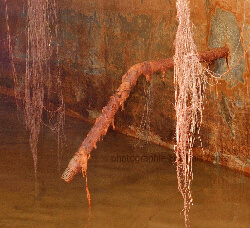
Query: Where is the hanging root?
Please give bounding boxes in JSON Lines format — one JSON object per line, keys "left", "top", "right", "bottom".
{"left": 22, "top": 0, "right": 63, "bottom": 187}
{"left": 174, "top": 0, "right": 207, "bottom": 226}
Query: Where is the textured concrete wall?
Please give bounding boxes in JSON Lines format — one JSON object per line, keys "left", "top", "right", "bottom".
{"left": 0, "top": 0, "right": 249, "bottom": 173}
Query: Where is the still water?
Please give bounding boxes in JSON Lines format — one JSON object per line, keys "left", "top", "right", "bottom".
{"left": 0, "top": 100, "right": 249, "bottom": 228}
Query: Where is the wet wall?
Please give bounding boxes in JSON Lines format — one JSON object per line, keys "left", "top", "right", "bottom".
{"left": 0, "top": 0, "right": 249, "bottom": 174}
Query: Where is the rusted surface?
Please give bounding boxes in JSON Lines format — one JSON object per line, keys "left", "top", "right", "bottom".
{"left": 198, "top": 46, "right": 229, "bottom": 63}
{"left": 1, "top": 0, "right": 248, "bottom": 177}
{"left": 61, "top": 46, "right": 229, "bottom": 183}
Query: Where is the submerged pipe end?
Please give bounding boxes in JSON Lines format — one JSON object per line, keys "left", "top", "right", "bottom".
{"left": 61, "top": 158, "right": 81, "bottom": 183}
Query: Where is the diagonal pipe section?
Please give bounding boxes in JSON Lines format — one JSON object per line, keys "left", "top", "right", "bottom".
{"left": 61, "top": 46, "right": 229, "bottom": 183}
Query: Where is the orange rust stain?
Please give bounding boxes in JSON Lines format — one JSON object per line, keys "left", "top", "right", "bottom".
{"left": 211, "top": 1, "right": 237, "bottom": 14}
{"left": 244, "top": 165, "right": 250, "bottom": 176}
{"left": 67, "top": 0, "right": 174, "bottom": 16}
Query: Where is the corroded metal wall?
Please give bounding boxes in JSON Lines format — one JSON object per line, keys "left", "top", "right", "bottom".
{"left": 198, "top": 0, "right": 249, "bottom": 173}
{"left": 0, "top": 0, "right": 249, "bottom": 173}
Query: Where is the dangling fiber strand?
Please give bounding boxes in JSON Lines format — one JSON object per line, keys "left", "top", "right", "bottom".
{"left": 25, "top": 0, "right": 64, "bottom": 191}
{"left": 174, "top": 0, "right": 205, "bottom": 226}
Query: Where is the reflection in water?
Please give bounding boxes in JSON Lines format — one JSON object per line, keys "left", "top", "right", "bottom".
{"left": 0, "top": 100, "right": 249, "bottom": 227}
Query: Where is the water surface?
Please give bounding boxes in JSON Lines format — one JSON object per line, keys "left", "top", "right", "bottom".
{"left": 0, "top": 100, "right": 249, "bottom": 227}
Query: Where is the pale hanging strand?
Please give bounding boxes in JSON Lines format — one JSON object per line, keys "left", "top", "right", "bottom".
{"left": 174, "top": 0, "right": 205, "bottom": 226}
{"left": 25, "top": 0, "right": 63, "bottom": 190}
{"left": 26, "top": 0, "right": 48, "bottom": 188}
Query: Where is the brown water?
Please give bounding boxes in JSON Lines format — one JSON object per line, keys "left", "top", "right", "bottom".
{"left": 0, "top": 100, "right": 249, "bottom": 228}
